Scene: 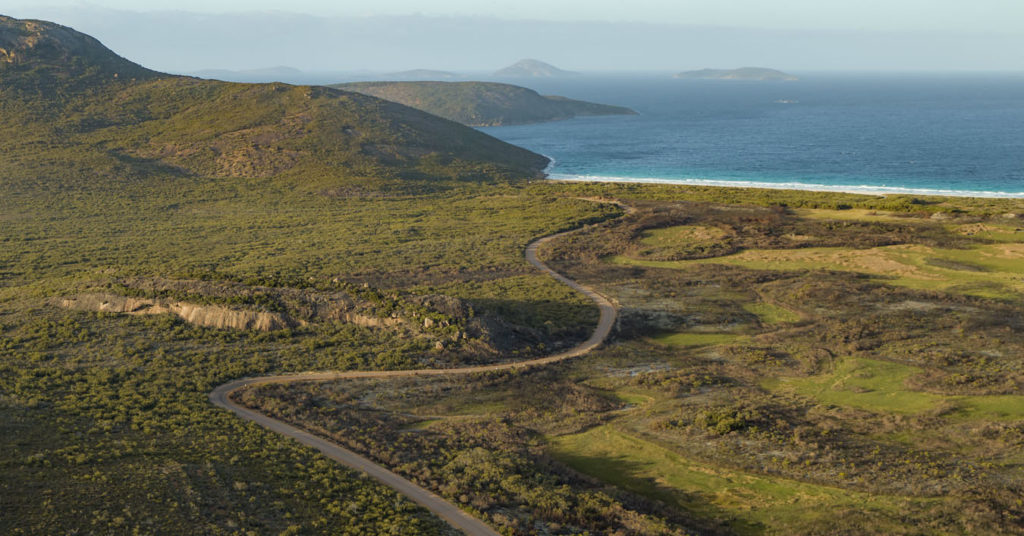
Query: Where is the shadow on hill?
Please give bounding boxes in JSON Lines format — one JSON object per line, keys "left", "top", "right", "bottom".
{"left": 551, "top": 447, "right": 743, "bottom": 535}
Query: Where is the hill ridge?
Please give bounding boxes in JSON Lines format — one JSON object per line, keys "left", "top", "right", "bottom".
{"left": 0, "top": 14, "right": 548, "bottom": 183}
{"left": 0, "top": 14, "right": 159, "bottom": 91}
{"left": 334, "top": 80, "right": 636, "bottom": 126}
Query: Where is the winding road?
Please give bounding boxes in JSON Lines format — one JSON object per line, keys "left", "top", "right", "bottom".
{"left": 210, "top": 224, "right": 619, "bottom": 535}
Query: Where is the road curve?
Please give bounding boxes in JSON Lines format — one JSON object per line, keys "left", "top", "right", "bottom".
{"left": 210, "top": 223, "right": 618, "bottom": 536}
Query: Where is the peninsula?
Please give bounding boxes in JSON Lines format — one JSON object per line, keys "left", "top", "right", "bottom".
{"left": 333, "top": 81, "right": 637, "bottom": 126}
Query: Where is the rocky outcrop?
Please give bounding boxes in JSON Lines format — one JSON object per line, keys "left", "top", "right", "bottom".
{"left": 1, "top": 17, "right": 98, "bottom": 65}
{"left": 337, "top": 312, "right": 403, "bottom": 329}
{"left": 53, "top": 279, "right": 495, "bottom": 357}
{"left": 57, "top": 294, "right": 298, "bottom": 331}
{"left": 0, "top": 15, "right": 155, "bottom": 80}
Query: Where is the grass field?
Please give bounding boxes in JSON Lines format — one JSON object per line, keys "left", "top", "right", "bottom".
{"left": 8, "top": 23, "right": 1024, "bottom": 533}
{"left": 764, "top": 357, "right": 1024, "bottom": 419}
{"left": 612, "top": 241, "right": 1024, "bottom": 299}
{"left": 549, "top": 425, "right": 922, "bottom": 535}
{"left": 635, "top": 225, "right": 734, "bottom": 259}
{"left": 236, "top": 196, "right": 1024, "bottom": 535}
{"left": 792, "top": 208, "right": 924, "bottom": 223}
{"left": 0, "top": 179, "right": 623, "bottom": 534}
{"left": 9, "top": 167, "right": 1024, "bottom": 534}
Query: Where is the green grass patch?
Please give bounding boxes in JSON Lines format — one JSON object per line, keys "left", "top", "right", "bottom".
{"left": 793, "top": 208, "right": 918, "bottom": 223}
{"left": 611, "top": 241, "right": 1024, "bottom": 300}
{"left": 640, "top": 226, "right": 727, "bottom": 247}
{"left": 407, "top": 418, "right": 443, "bottom": 430}
{"left": 949, "top": 221, "right": 1024, "bottom": 243}
{"left": 764, "top": 358, "right": 944, "bottom": 415}
{"left": 549, "top": 425, "right": 918, "bottom": 535}
{"left": 611, "top": 390, "right": 656, "bottom": 406}
{"left": 764, "top": 358, "right": 1024, "bottom": 419}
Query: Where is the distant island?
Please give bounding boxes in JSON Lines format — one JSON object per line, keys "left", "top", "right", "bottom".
{"left": 8, "top": 13, "right": 1024, "bottom": 536}
{"left": 193, "top": 66, "right": 304, "bottom": 82}
{"left": 494, "top": 59, "right": 580, "bottom": 78}
{"left": 674, "top": 67, "right": 798, "bottom": 81}
{"left": 332, "top": 81, "right": 636, "bottom": 126}
{"left": 385, "top": 69, "right": 459, "bottom": 80}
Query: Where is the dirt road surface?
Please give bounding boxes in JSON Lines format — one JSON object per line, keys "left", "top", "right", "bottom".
{"left": 210, "top": 222, "right": 619, "bottom": 535}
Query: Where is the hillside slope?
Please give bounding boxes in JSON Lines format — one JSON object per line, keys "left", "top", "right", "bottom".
{"left": 0, "top": 16, "right": 549, "bottom": 185}
{"left": 334, "top": 81, "right": 636, "bottom": 126}
{"left": 0, "top": 14, "right": 159, "bottom": 92}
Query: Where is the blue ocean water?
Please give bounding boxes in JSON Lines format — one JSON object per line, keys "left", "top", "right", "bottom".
{"left": 481, "top": 74, "right": 1024, "bottom": 198}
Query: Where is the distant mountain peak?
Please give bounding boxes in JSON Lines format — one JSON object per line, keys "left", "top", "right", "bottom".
{"left": 0, "top": 14, "right": 157, "bottom": 89}
{"left": 494, "top": 59, "right": 580, "bottom": 78}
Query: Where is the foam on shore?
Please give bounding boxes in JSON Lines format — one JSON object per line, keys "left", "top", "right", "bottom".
{"left": 546, "top": 172, "right": 1024, "bottom": 199}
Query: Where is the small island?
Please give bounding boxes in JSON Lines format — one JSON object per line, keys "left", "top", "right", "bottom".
{"left": 674, "top": 67, "right": 798, "bottom": 81}
{"left": 494, "top": 59, "right": 580, "bottom": 78}
{"left": 333, "top": 81, "right": 636, "bottom": 126}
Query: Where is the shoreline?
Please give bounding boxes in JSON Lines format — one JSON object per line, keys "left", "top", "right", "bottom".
{"left": 544, "top": 172, "right": 1024, "bottom": 200}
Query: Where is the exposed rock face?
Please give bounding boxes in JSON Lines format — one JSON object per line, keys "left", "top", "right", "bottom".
{"left": 0, "top": 15, "right": 155, "bottom": 80}
{"left": 53, "top": 282, "right": 467, "bottom": 337}
{"left": 171, "top": 302, "right": 295, "bottom": 331}
{"left": 338, "top": 312, "right": 403, "bottom": 329}
{"left": 0, "top": 17, "right": 97, "bottom": 65}
{"left": 57, "top": 294, "right": 298, "bottom": 331}
{"left": 52, "top": 279, "right": 537, "bottom": 359}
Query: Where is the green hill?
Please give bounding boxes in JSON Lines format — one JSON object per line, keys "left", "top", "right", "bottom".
{"left": 6, "top": 14, "right": 1024, "bottom": 536}
{"left": 0, "top": 16, "right": 548, "bottom": 186}
{"left": 333, "top": 81, "right": 636, "bottom": 126}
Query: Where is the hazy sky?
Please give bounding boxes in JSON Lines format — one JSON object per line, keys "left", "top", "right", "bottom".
{"left": 4, "top": 3, "right": 1023, "bottom": 73}
{"left": 8, "top": 0, "right": 1024, "bottom": 34}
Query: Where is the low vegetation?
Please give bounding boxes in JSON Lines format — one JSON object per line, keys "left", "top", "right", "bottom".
{"left": 6, "top": 13, "right": 1024, "bottom": 536}
{"left": 245, "top": 195, "right": 1024, "bottom": 535}
{"left": 334, "top": 81, "right": 636, "bottom": 126}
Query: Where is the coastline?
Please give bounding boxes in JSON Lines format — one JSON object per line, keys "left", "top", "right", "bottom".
{"left": 544, "top": 172, "right": 1024, "bottom": 200}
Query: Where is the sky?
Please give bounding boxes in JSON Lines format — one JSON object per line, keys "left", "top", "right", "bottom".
{"left": 6, "top": 0, "right": 1024, "bottom": 34}
{"left": 4, "top": 2, "right": 1024, "bottom": 74}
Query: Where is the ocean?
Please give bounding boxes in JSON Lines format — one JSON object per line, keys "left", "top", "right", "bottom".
{"left": 480, "top": 73, "right": 1024, "bottom": 198}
